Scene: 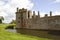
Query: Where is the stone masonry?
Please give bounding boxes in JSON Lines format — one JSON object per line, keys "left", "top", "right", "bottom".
{"left": 16, "top": 8, "right": 60, "bottom": 30}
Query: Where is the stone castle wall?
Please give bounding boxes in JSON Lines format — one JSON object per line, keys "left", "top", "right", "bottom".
{"left": 26, "top": 16, "right": 60, "bottom": 30}
{"left": 16, "top": 8, "right": 60, "bottom": 30}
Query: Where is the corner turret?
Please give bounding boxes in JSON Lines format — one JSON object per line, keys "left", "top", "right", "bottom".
{"left": 33, "top": 11, "right": 35, "bottom": 16}
{"left": 28, "top": 10, "right": 32, "bottom": 19}
{"left": 38, "top": 11, "right": 40, "bottom": 17}
{"left": 17, "top": 7, "right": 19, "bottom": 12}
{"left": 32, "top": 11, "right": 36, "bottom": 18}
{"left": 50, "top": 11, "right": 52, "bottom": 16}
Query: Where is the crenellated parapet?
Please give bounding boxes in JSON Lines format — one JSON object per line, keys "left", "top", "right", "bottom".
{"left": 16, "top": 8, "right": 54, "bottom": 19}
{"left": 32, "top": 11, "right": 40, "bottom": 19}
{"left": 45, "top": 14, "right": 48, "bottom": 17}
{"left": 16, "top": 7, "right": 27, "bottom": 13}
{"left": 18, "top": 8, "right": 27, "bottom": 12}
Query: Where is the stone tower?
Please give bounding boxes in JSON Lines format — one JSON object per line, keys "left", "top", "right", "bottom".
{"left": 50, "top": 11, "right": 52, "bottom": 16}
{"left": 16, "top": 8, "right": 28, "bottom": 28}
{"left": 28, "top": 10, "right": 32, "bottom": 19}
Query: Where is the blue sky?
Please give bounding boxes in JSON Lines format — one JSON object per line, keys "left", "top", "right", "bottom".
{"left": 0, "top": 0, "right": 60, "bottom": 23}
{"left": 31, "top": 0, "right": 60, "bottom": 13}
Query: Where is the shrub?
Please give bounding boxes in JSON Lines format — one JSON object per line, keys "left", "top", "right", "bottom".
{"left": 5, "top": 24, "right": 16, "bottom": 29}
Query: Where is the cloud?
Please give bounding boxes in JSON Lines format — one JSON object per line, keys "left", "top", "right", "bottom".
{"left": 53, "top": 11, "right": 60, "bottom": 16}
{"left": 0, "top": 0, "right": 34, "bottom": 23}
{"left": 50, "top": 0, "right": 60, "bottom": 3}
{"left": 48, "top": 0, "right": 60, "bottom": 4}
{"left": 54, "top": 0, "right": 60, "bottom": 3}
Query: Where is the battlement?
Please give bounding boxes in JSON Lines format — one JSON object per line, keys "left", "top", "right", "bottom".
{"left": 16, "top": 8, "right": 54, "bottom": 19}
{"left": 17, "top": 8, "right": 27, "bottom": 12}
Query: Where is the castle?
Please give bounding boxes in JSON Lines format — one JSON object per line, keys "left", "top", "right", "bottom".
{"left": 16, "top": 8, "right": 60, "bottom": 30}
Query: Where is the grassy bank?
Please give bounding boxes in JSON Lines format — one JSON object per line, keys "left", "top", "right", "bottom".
{"left": 0, "top": 24, "right": 52, "bottom": 40}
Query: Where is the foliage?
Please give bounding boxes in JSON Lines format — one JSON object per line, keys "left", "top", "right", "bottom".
{"left": 5, "top": 24, "right": 16, "bottom": 29}
{"left": 10, "top": 20, "right": 16, "bottom": 24}
{"left": 7, "top": 24, "right": 16, "bottom": 27}
{"left": 0, "top": 16, "right": 4, "bottom": 23}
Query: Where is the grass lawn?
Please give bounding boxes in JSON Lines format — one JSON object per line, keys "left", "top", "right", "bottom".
{"left": 0, "top": 24, "right": 52, "bottom": 40}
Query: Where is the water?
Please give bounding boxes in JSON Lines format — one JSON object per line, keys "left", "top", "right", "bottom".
{"left": 6, "top": 29, "right": 17, "bottom": 33}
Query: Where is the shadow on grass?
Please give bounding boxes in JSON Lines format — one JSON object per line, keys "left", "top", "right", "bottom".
{"left": 16, "top": 28, "right": 60, "bottom": 40}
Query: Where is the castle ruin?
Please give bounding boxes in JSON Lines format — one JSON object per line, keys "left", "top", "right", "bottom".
{"left": 16, "top": 8, "right": 60, "bottom": 36}
{"left": 16, "top": 8, "right": 60, "bottom": 30}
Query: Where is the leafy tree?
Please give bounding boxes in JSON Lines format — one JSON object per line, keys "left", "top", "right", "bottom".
{"left": 0, "top": 16, "right": 4, "bottom": 23}
{"left": 10, "top": 20, "right": 16, "bottom": 24}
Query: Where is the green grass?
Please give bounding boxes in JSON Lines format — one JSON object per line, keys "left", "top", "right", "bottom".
{"left": 0, "top": 24, "right": 52, "bottom": 40}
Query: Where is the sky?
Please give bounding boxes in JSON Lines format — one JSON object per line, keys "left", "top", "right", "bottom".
{"left": 0, "top": 0, "right": 60, "bottom": 23}
{"left": 31, "top": 0, "right": 60, "bottom": 15}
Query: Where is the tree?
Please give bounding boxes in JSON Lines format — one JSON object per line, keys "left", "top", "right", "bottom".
{"left": 0, "top": 16, "right": 4, "bottom": 23}
{"left": 10, "top": 20, "right": 16, "bottom": 24}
